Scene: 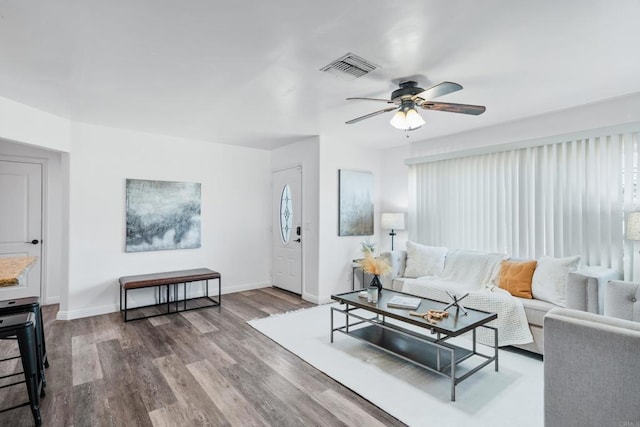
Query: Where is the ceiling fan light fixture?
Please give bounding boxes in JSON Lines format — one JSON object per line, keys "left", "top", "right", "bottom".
{"left": 346, "top": 80, "right": 484, "bottom": 128}
{"left": 390, "top": 106, "right": 424, "bottom": 130}
{"left": 405, "top": 108, "right": 425, "bottom": 129}
{"left": 390, "top": 110, "right": 407, "bottom": 129}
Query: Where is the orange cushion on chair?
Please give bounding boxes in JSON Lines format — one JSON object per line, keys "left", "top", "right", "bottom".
{"left": 499, "top": 260, "right": 537, "bottom": 299}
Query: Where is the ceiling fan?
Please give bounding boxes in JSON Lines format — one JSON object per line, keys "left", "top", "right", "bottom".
{"left": 345, "top": 81, "right": 486, "bottom": 131}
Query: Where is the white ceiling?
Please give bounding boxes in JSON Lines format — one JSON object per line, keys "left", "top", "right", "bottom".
{"left": 1, "top": 0, "right": 640, "bottom": 150}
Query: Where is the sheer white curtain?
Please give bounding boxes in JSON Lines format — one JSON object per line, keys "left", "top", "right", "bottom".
{"left": 408, "top": 131, "right": 640, "bottom": 276}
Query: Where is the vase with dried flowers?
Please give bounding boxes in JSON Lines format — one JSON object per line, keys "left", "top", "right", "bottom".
{"left": 358, "top": 254, "right": 391, "bottom": 294}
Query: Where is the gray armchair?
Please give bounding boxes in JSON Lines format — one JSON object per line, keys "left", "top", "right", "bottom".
{"left": 565, "top": 267, "right": 623, "bottom": 314}
{"left": 544, "top": 281, "right": 640, "bottom": 427}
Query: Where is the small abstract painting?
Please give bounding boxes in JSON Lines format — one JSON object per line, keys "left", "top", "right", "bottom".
{"left": 339, "top": 170, "right": 374, "bottom": 236}
{"left": 125, "top": 179, "right": 201, "bottom": 252}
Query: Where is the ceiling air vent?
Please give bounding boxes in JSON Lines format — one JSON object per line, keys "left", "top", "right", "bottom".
{"left": 320, "top": 53, "right": 379, "bottom": 79}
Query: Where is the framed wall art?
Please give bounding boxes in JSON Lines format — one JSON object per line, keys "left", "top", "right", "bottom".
{"left": 338, "top": 169, "right": 374, "bottom": 236}
{"left": 125, "top": 179, "right": 201, "bottom": 252}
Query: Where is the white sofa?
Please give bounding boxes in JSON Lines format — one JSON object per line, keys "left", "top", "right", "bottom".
{"left": 380, "top": 245, "right": 620, "bottom": 355}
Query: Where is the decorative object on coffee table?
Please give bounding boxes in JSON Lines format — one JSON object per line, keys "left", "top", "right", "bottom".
{"left": 443, "top": 290, "right": 469, "bottom": 316}
{"left": 358, "top": 254, "right": 390, "bottom": 294}
{"left": 410, "top": 309, "right": 450, "bottom": 321}
{"left": 387, "top": 295, "right": 421, "bottom": 309}
{"left": 370, "top": 275, "right": 382, "bottom": 294}
{"left": 367, "top": 284, "right": 379, "bottom": 303}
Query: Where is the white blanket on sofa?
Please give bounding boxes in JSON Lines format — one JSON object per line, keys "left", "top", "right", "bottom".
{"left": 401, "top": 250, "right": 533, "bottom": 347}
{"left": 402, "top": 280, "right": 533, "bottom": 346}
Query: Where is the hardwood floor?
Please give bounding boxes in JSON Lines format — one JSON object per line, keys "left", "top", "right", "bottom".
{"left": 0, "top": 288, "right": 406, "bottom": 426}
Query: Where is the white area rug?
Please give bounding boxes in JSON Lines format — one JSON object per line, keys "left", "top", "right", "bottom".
{"left": 248, "top": 303, "right": 543, "bottom": 427}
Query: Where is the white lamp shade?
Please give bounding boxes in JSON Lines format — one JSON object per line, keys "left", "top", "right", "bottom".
{"left": 626, "top": 212, "right": 640, "bottom": 240}
{"left": 389, "top": 108, "right": 425, "bottom": 130}
{"left": 405, "top": 108, "right": 425, "bottom": 129}
{"left": 381, "top": 213, "right": 405, "bottom": 230}
{"left": 389, "top": 110, "right": 407, "bottom": 129}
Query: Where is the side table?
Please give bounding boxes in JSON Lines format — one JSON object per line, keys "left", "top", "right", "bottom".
{"left": 351, "top": 259, "right": 365, "bottom": 291}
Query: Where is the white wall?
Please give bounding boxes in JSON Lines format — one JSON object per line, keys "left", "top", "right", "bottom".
{"left": 0, "top": 140, "right": 65, "bottom": 305}
{"left": 380, "top": 144, "right": 411, "bottom": 253}
{"left": 62, "top": 122, "right": 272, "bottom": 319}
{"left": 0, "top": 96, "right": 71, "bottom": 152}
{"left": 270, "top": 136, "right": 320, "bottom": 301}
{"left": 316, "top": 136, "right": 383, "bottom": 302}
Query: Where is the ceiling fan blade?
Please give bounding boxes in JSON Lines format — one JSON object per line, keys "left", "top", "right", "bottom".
{"left": 346, "top": 97, "right": 395, "bottom": 103}
{"left": 420, "top": 101, "right": 486, "bottom": 115}
{"left": 345, "top": 106, "right": 398, "bottom": 124}
{"left": 413, "top": 81, "right": 463, "bottom": 101}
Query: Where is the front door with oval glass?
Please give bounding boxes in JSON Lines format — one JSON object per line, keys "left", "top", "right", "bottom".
{"left": 272, "top": 167, "right": 302, "bottom": 294}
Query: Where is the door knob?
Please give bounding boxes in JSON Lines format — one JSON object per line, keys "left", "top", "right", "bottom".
{"left": 294, "top": 238, "right": 301, "bottom": 243}
{"left": 26, "top": 239, "right": 40, "bottom": 245}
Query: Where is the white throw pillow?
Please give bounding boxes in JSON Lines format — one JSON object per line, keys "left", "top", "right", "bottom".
{"left": 531, "top": 255, "right": 580, "bottom": 306}
{"left": 403, "top": 241, "right": 448, "bottom": 278}
{"left": 440, "top": 249, "right": 507, "bottom": 289}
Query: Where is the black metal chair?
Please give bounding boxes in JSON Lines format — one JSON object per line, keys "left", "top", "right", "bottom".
{"left": 0, "top": 297, "right": 49, "bottom": 390}
{"left": 0, "top": 312, "right": 42, "bottom": 426}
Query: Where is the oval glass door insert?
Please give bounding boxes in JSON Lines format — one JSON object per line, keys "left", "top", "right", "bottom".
{"left": 280, "top": 185, "right": 293, "bottom": 243}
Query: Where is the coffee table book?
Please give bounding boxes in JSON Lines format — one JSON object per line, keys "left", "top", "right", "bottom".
{"left": 387, "top": 295, "right": 421, "bottom": 309}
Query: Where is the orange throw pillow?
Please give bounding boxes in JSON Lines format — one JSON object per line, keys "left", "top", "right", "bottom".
{"left": 499, "top": 260, "right": 537, "bottom": 299}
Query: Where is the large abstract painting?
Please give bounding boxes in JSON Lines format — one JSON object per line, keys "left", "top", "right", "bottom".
{"left": 125, "top": 179, "right": 201, "bottom": 252}
{"left": 339, "top": 169, "right": 374, "bottom": 236}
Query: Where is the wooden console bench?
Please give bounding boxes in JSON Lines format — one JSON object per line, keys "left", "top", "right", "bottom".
{"left": 119, "top": 268, "right": 221, "bottom": 322}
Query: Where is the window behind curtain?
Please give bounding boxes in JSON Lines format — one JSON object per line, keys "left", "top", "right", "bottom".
{"left": 408, "top": 131, "right": 640, "bottom": 278}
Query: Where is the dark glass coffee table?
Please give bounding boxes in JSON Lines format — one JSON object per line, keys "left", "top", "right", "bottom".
{"left": 331, "top": 289, "right": 498, "bottom": 401}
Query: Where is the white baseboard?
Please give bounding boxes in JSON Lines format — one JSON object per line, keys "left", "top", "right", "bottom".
{"left": 221, "top": 281, "right": 270, "bottom": 295}
{"left": 302, "top": 292, "right": 334, "bottom": 305}
{"left": 56, "top": 281, "right": 272, "bottom": 321}
{"left": 45, "top": 296, "right": 60, "bottom": 305}
{"left": 57, "top": 303, "right": 120, "bottom": 321}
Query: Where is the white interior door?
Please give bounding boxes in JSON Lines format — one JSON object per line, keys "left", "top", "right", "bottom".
{"left": 272, "top": 166, "right": 302, "bottom": 294}
{"left": 0, "top": 160, "right": 43, "bottom": 299}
